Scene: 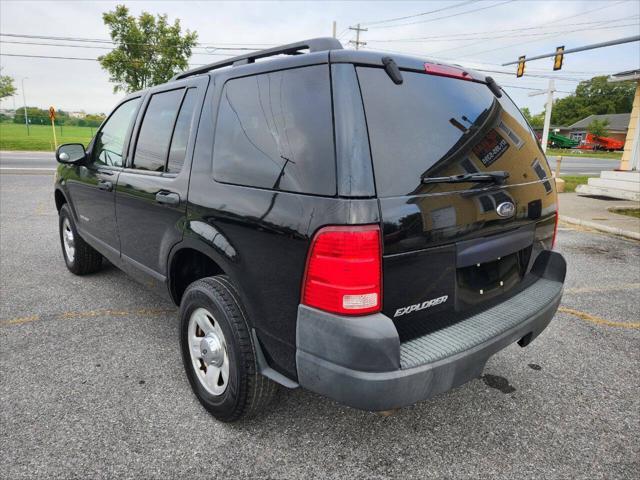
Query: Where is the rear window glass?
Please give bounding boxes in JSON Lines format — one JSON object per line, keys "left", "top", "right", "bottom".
{"left": 133, "top": 89, "right": 184, "bottom": 172}
{"left": 212, "top": 65, "right": 335, "bottom": 195}
{"left": 357, "top": 67, "right": 541, "bottom": 197}
{"left": 167, "top": 88, "right": 198, "bottom": 173}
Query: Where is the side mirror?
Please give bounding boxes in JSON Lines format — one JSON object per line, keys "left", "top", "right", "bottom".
{"left": 56, "top": 143, "right": 86, "bottom": 164}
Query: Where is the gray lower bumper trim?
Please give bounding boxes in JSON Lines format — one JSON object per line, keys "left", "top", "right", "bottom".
{"left": 400, "top": 277, "right": 562, "bottom": 369}
{"left": 296, "top": 251, "right": 566, "bottom": 411}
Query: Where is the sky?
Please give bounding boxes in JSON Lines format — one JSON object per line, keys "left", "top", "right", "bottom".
{"left": 1, "top": 0, "right": 639, "bottom": 115}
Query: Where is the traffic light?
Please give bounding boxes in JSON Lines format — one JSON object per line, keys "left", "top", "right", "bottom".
{"left": 516, "top": 56, "right": 526, "bottom": 78}
{"left": 553, "top": 46, "right": 565, "bottom": 71}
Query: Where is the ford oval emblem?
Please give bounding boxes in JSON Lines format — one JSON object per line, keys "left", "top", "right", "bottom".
{"left": 496, "top": 201, "right": 515, "bottom": 218}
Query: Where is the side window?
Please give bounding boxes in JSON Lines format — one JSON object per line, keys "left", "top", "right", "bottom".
{"left": 133, "top": 89, "right": 184, "bottom": 172}
{"left": 92, "top": 98, "right": 140, "bottom": 167}
{"left": 212, "top": 65, "right": 335, "bottom": 195}
{"left": 167, "top": 88, "right": 198, "bottom": 173}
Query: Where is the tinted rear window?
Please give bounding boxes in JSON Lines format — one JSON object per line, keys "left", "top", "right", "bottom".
{"left": 167, "top": 88, "right": 198, "bottom": 173}
{"left": 357, "top": 67, "right": 541, "bottom": 197}
{"left": 212, "top": 65, "right": 335, "bottom": 195}
{"left": 134, "top": 89, "right": 183, "bottom": 172}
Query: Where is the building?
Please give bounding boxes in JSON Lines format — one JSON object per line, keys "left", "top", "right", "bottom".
{"left": 559, "top": 113, "right": 630, "bottom": 144}
{"left": 575, "top": 70, "right": 639, "bottom": 200}
{"left": 609, "top": 70, "right": 639, "bottom": 172}
{"left": 68, "top": 111, "right": 87, "bottom": 119}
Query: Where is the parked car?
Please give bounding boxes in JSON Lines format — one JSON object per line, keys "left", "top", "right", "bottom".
{"left": 53, "top": 38, "right": 566, "bottom": 422}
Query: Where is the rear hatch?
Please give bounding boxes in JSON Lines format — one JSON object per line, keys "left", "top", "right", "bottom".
{"left": 355, "top": 63, "right": 557, "bottom": 333}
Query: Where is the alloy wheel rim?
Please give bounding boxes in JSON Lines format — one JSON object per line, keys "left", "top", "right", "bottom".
{"left": 188, "top": 307, "right": 230, "bottom": 396}
{"left": 62, "top": 218, "right": 75, "bottom": 262}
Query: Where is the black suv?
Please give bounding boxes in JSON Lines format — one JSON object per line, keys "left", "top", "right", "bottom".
{"left": 54, "top": 38, "right": 566, "bottom": 422}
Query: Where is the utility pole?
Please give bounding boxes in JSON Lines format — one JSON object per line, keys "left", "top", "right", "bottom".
{"left": 21, "top": 77, "right": 29, "bottom": 136}
{"left": 332, "top": 21, "right": 337, "bottom": 39}
{"left": 528, "top": 79, "right": 555, "bottom": 153}
{"left": 349, "top": 24, "right": 367, "bottom": 50}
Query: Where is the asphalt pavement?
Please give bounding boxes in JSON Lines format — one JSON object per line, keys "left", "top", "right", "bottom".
{"left": 0, "top": 150, "right": 620, "bottom": 176}
{"left": 546, "top": 155, "right": 620, "bottom": 176}
{"left": 1, "top": 173, "right": 638, "bottom": 479}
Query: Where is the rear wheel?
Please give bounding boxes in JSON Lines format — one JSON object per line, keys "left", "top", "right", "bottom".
{"left": 58, "top": 204, "right": 102, "bottom": 275}
{"left": 179, "top": 276, "right": 277, "bottom": 421}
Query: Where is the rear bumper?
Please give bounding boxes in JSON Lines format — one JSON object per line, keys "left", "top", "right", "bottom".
{"left": 296, "top": 251, "right": 566, "bottom": 411}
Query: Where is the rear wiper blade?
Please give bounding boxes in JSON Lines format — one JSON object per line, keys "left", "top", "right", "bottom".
{"left": 421, "top": 171, "right": 509, "bottom": 185}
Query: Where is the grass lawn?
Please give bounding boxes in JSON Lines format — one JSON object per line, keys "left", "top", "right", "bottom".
{"left": 546, "top": 148, "right": 622, "bottom": 160}
{"left": 609, "top": 208, "right": 640, "bottom": 219}
{"left": 560, "top": 175, "right": 591, "bottom": 193}
{"left": 0, "top": 123, "right": 95, "bottom": 151}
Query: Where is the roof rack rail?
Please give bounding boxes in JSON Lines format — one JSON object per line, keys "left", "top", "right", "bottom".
{"left": 172, "top": 37, "right": 343, "bottom": 81}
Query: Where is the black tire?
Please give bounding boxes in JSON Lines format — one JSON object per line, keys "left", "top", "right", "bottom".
{"left": 58, "top": 204, "right": 103, "bottom": 275}
{"left": 179, "top": 276, "right": 278, "bottom": 422}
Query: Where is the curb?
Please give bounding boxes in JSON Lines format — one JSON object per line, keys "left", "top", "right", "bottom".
{"left": 0, "top": 150, "right": 55, "bottom": 154}
{"left": 0, "top": 167, "right": 56, "bottom": 175}
{"left": 560, "top": 215, "right": 640, "bottom": 241}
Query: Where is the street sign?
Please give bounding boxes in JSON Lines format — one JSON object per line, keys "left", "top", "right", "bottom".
{"left": 49, "top": 106, "right": 57, "bottom": 149}
{"left": 553, "top": 46, "right": 565, "bottom": 71}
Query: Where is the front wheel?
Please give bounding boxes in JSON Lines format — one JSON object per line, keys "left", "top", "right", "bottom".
{"left": 179, "top": 276, "right": 277, "bottom": 422}
{"left": 59, "top": 204, "right": 103, "bottom": 275}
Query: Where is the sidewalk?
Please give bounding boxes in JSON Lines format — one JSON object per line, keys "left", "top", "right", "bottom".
{"left": 559, "top": 193, "right": 640, "bottom": 240}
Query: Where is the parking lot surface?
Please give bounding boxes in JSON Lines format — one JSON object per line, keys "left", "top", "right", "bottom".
{"left": 1, "top": 173, "right": 639, "bottom": 479}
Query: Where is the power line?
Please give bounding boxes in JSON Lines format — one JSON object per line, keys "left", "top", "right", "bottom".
{"left": 348, "top": 24, "right": 368, "bottom": 50}
{"left": 501, "top": 84, "right": 573, "bottom": 94}
{"left": 363, "top": 0, "right": 635, "bottom": 63}
{"left": 0, "top": 52, "right": 210, "bottom": 66}
{"left": 0, "top": 39, "right": 239, "bottom": 57}
{"left": 454, "top": 0, "right": 636, "bottom": 59}
{"left": 367, "top": 0, "right": 517, "bottom": 29}
{"left": 360, "top": 0, "right": 475, "bottom": 27}
{"left": 367, "top": 15, "right": 638, "bottom": 43}
{"left": 0, "top": 33, "right": 273, "bottom": 50}
{"left": 475, "top": 68, "right": 587, "bottom": 82}
{"left": 426, "top": 21, "right": 639, "bottom": 56}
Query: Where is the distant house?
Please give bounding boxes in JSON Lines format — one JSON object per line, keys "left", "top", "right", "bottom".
{"left": 609, "top": 70, "right": 639, "bottom": 171}
{"left": 69, "top": 111, "right": 87, "bottom": 119}
{"left": 558, "top": 113, "right": 630, "bottom": 144}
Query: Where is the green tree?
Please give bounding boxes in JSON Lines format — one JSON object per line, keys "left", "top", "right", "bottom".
{"left": 98, "top": 5, "right": 198, "bottom": 93}
{"left": 551, "top": 76, "right": 635, "bottom": 126}
{"left": 13, "top": 107, "right": 49, "bottom": 125}
{"left": 0, "top": 70, "right": 17, "bottom": 99}
{"left": 521, "top": 107, "right": 545, "bottom": 129}
{"left": 587, "top": 118, "right": 610, "bottom": 138}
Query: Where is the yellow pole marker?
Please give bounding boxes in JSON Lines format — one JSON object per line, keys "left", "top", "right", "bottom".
{"left": 49, "top": 106, "right": 57, "bottom": 149}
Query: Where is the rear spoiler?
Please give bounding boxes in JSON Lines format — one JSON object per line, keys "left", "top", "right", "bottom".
{"left": 382, "top": 57, "right": 503, "bottom": 98}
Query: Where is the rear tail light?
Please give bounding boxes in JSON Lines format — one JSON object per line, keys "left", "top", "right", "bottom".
{"left": 424, "top": 62, "right": 472, "bottom": 81}
{"left": 302, "top": 225, "right": 382, "bottom": 315}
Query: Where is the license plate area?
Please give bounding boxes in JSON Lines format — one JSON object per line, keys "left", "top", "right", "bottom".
{"left": 456, "top": 246, "right": 532, "bottom": 308}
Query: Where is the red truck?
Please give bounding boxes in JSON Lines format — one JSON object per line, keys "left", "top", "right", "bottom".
{"left": 578, "top": 133, "right": 624, "bottom": 151}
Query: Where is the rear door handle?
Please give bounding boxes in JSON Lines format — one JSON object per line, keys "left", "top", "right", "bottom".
{"left": 98, "top": 180, "right": 113, "bottom": 192}
{"left": 156, "top": 191, "right": 180, "bottom": 206}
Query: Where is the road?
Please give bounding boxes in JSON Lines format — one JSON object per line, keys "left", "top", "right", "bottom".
{"left": 1, "top": 173, "right": 638, "bottom": 479}
{"left": 0, "top": 150, "right": 620, "bottom": 176}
